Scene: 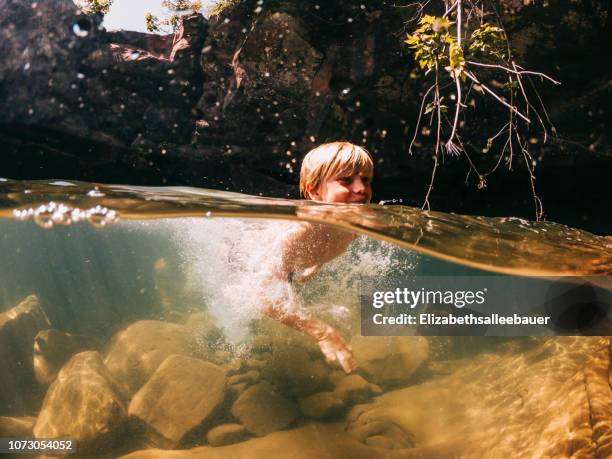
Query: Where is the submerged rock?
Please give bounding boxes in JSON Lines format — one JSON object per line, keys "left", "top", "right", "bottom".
{"left": 227, "top": 369, "right": 260, "bottom": 386}
{"left": 104, "top": 320, "right": 208, "bottom": 397}
{"left": 228, "top": 382, "right": 249, "bottom": 400}
{"left": 347, "top": 414, "right": 415, "bottom": 450}
{"left": 350, "top": 336, "right": 429, "bottom": 387}
{"left": 185, "top": 311, "right": 226, "bottom": 355}
{"left": 0, "top": 294, "right": 51, "bottom": 414}
{"left": 298, "top": 391, "right": 345, "bottom": 419}
{"left": 0, "top": 416, "right": 36, "bottom": 437}
{"left": 344, "top": 337, "right": 611, "bottom": 457}
{"left": 260, "top": 346, "right": 332, "bottom": 397}
{"left": 118, "top": 422, "right": 427, "bottom": 459}
{"left": 34, "top": 351, "right": 127, "bottom": 453}
{"left": 33, "top": 329, "right": 90, "bottom": 385}
{"left": 334, "top": 374, "right": 382, "bottom": 404}
{"left": 231, "top": 382, "right": 298, "bottom": 437}
{"left": 206, "top": 423, "right": 249, "bottom": 446}
{"left": 128, "top": 354, "right": 227, "bottom": 449}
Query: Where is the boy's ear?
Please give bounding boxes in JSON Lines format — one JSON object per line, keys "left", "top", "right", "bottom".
{"left": 306, "top": 184, "right": 321, "bottom": 200}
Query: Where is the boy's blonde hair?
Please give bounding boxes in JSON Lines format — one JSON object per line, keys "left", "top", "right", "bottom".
{"left": 299, "top": 142, "right": 373, "bottom": 198}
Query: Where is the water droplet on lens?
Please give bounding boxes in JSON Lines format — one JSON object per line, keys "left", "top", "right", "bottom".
{"left": 72, "top": 21, "right": 89, "bottom": 37}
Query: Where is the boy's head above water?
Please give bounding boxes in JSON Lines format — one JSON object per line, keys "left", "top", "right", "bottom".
{"left": 299, "top": 141, "right": 373, "bottom": 204}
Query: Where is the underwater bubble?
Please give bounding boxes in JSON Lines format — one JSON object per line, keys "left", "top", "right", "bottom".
{"left": 77, "top": 72, "right": 85, "bottom": 79}
{"left": 130, "top": 51, "right": 140, "bottom": 60}
{"left": 87, "top": 214, "right": 107, "bottom": 228}
{"left": 34, "top": 213, "right": 54, "bottom": 229}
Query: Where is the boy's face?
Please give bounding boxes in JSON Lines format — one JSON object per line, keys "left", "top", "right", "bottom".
{"left": 309, "top": 171, "right": 372, "bottom": 204}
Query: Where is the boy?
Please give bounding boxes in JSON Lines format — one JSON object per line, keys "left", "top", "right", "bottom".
{"left": 261, "top": 142, "right": 373, "bottom": 373}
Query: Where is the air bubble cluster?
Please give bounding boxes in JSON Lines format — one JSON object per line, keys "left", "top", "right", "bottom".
{"left": 12, "top": 201, "right": 119, "bottom": 229}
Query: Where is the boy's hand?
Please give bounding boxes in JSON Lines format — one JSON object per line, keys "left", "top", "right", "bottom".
{"left": 316, "top": 327, "right": 357, "bottom": 374}
{"left": 274, "top": 312, "right": 357, "bottom": 374}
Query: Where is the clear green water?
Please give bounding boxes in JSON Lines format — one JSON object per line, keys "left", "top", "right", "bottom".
{"left": 0, "top": 179, "right": 610, "bottom": 458}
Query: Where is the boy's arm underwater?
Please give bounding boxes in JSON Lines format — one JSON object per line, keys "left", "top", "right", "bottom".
{"left": 261, "top": 301, "right": 356, "bottom": 373}
{"left": 260, "top": 222, "right": 357, "bottom": 373}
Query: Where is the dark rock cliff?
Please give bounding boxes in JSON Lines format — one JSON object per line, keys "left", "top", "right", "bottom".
{"left": 0, "top": 0, "right": 610, "bottom": 232}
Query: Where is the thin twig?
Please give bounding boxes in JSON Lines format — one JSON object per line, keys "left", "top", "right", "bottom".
{"left": 446, "top": 0, "right": 463, "bottom": 155}
{"left": 465, "top": 71, "right": 531, "bottom": 123}
{"left": 409, "top": 84, "right": 436, "bottom": 154}
{"left": 526, "top": 73, "right": 557, "bottom": 135}
{"left": 423, "top": 63, "right": 443, "bottom": 211}
{"left": 511, "top": 61, "right": 549, "bottom": 143}
{"left": 466, "top": 61, "right": 561, "bottom": 85}
{"left": 516, "top": 130, "right": 543, "bottom": 221}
